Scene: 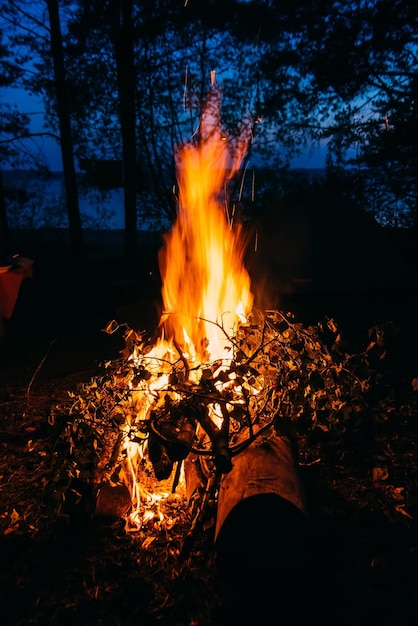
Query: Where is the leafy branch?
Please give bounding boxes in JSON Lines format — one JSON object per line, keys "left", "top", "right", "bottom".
{"left": 44, "top": 308, "right": 396, "bottom": 521}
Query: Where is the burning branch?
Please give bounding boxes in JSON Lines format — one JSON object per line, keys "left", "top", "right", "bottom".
{"left": 45, "top": 307, "right": 388, "bottom": 531}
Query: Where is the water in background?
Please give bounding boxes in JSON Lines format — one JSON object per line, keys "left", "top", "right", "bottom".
{"left": 4, "top": 166, "right": 412, "bottom": 232}
{"left": 2, "top": 170, "right": 171, "bottom": 232}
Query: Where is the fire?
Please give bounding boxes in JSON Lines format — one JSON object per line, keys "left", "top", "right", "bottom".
{"left": 158, "top": 85, "right": 253, "bottom": 361}
{"left": 48, "top": 82, "right": 363, "bottom": 539}
{"left": 122, "top": 84, "right": 255, "bottom": 528}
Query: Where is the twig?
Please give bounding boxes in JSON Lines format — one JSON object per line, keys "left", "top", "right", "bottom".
{"left": 25, "top": 338, "right": 58, "bottom": 411}
{"left": 179, "top": 472, "right": 218, "bottom": 560}
{"left": 171, "top": 460, "right": 183, "bottom": 493}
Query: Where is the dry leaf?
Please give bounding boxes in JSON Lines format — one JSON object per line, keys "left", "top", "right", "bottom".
{"left": 372, "top": 467, "right": 388, "bottom": 485}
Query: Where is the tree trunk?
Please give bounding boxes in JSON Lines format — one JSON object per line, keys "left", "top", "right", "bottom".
{"left": 110, "top": 0, "right": 138, "bottom": 264}
{"left": 46, "top": 0, "right": 84, "bottom": 261}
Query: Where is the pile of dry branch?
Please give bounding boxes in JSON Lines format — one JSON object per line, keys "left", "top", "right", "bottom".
{"left": 1, "top": 305, "right": 418, "bottom": 625}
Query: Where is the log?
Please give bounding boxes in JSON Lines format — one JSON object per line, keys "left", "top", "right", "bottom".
{"left": 215, "top": 435, "right": 311, "bottom": 585}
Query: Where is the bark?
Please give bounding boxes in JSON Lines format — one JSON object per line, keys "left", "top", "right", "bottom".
{"left": 215, "top": 435, "right": 311, "bottom": 579}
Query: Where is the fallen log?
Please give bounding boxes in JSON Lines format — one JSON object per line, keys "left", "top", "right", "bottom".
{"left": 214, "top": 434, "right": 311, "bottom": 584}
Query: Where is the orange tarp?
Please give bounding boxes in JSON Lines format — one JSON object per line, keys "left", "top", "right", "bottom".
{"left": 0, "top": 258, "right": 33, "bottom": 319}
{"left": 0, "top": 271, "right": 24, "bottom": 319}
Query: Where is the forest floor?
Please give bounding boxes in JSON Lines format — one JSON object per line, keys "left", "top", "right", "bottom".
{"left": 1, "top": 227, "right": 418, "bottom": 625}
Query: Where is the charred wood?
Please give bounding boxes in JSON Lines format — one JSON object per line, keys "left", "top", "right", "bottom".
{"left": 167, "top": 414, "right": 196, "bottom": 462}
{"left": 148, "top": 430, "right": 174, "bottom": 481}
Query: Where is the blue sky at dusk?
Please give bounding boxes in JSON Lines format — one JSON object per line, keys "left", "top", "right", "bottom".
{"left": 1, "top": 85, "right": 63, "bottom": 171}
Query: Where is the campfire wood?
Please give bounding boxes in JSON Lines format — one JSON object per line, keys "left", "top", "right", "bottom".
{"left": 214, "top": 434, "right": 311, "bottom": 583}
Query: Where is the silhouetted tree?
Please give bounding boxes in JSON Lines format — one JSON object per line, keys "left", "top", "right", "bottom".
{"left": 0, "top": 26, "right": 30, "bottom": 253}
{"left": 0, "top": 1, "right": 85, "bottom": 258}
{"left": 108, "top": 0, "right": 137, "bottom": 262}
{"left": 253, "top": 0, "right": 418, "bottom": 230}
{"left": 2, "top": 0, "right": 417, "bottom": 237}
{"left": 63, "top": 0, "right": 268, "bottom": 229}
{"left": 46, "top": 0, "right": 84, "bottom": 259}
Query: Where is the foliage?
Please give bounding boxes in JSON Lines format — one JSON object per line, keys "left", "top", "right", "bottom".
{"left": 44, "top": 307, "right": 400, "bottom": 524}
{"left": 0, "top": 25, "right": 33, "bottom": 169}
{"left": 249, "top": 0, "right": 418, "bottom": 228}
{"left": 1, "top": 0, "right": 417, "bottom": 233}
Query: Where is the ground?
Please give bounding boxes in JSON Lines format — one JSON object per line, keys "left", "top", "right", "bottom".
{"left": 1, "top": 228, "right": 418, "bottom": 626}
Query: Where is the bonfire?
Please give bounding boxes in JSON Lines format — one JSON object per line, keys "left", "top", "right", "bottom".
{"left": 46, "top": 82, "right": 392, "bottom": 558}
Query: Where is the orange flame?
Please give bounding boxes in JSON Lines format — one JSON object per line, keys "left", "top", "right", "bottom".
{"left": 158, "top": 85, "right": 253, "bottom": 362}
